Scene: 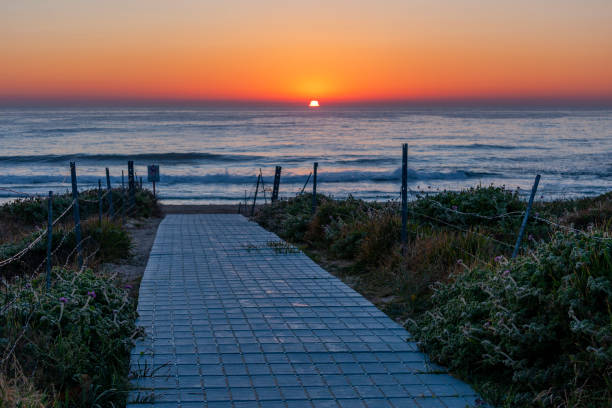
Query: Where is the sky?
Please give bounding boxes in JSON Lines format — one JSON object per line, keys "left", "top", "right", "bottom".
{"left": 1, "top": 0, "right": 612, "bottom": 104}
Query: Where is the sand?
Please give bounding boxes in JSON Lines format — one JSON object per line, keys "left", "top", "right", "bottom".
{"left": 161, "top": 203, "right": 261, "bottom": 214}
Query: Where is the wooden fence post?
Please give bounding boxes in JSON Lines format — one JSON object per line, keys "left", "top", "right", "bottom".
{"left": 105, "top": 167, "right": 114, "bottom": 218}
{"left": 98, "top": 179, "right": 103, "bottom": 226}
{"left": 260, "top": 169, "right": 267, "bottom": 204}
{"left": 512, "top": 174, "right": 541, "bottom": 258}
{"left": 251, "top": 174, "right": 261, "bottom": 216}
{"left": 69, "top": 162, "right": 83, "bottom": 267}
{"left": 312, "top": 162, "right": 318, "bottom": 214}
{"left": 128, "top": 161, "right": 135, "bottom": 214}
{"left": 272, "top": 166, "right": 282, "bottom": 202}
{"left": 401, "top": 144, "right": 408, "bottom": 254}
{"left": 46, "top": 191, "right": 53, "bottom": 289}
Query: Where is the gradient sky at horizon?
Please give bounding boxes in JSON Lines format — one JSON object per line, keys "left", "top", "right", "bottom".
{"left": 2, "top": 0, "right": 612, "bottom": 104}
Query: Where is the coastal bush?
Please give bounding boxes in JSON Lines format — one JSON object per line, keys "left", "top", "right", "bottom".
{"left": 0, "top": 188, "right": 159, "bottom": 244}
{"left": 256, "top": 194, "right": 318, "bottom": 242}
{"left": 0, "top": 219, "right": 131, "bottom": 279}
{"left": 408, "top": 232, "right": 612, "bottom": 407}
{"left": 410, "top": 185, "right": 524, "bottom": 228}
{"left": 0, "top": 268, "right": 139, "bottom": 407}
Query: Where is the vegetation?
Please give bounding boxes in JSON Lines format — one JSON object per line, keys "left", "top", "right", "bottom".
{"left": 0, "top": 189, "right": 159, "bottom": 279}
{"left": 255, "top": 186, "right": 612, "bottom": 407}
{"left": 1, "top": 269, "right": 139, "bottom": 407}
{"left": 0, "top": 187, "right": 159, "bottom": 407}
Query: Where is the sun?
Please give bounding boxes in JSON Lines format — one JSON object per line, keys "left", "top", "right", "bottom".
{"left": 308, "top": 100, "right": 320, "bottom": 107}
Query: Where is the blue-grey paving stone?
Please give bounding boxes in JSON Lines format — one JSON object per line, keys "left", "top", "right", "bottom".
{"left": 287, "top": 401, "right": 315, "bottom": 408}
{"left": 415, "top": 397, "right": 447, "bottom": 407}
{"left": 388, "top": 397, "right": 419, "bottom": 407}
{"left": 128, "top": 214, "right": 482, "bottom": 407}
{"left": 312, "top": 401, "right": 340, "bottom": 408}
{"left": 439, "top": 396, "right": 480, "bottom": 408}
{"left": 337, "top": 400, "right": 367, "bottom": 408}
{"left": 363, "top": 399, "right": 394, "bottom": 408}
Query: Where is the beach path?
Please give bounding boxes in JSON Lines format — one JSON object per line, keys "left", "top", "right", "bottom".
{"left": 128, "top": 214, "right": 481, "bottom": 408}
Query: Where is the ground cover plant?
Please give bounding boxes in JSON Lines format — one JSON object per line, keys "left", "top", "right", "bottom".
{"left": 255, "top": 186, "right": 612, "bottom": 407}
{"left": 0, "top": 188, "right": 159, "bottom": 407}
{"left": 1, "top": 268, "right": 139, "bottom": 407}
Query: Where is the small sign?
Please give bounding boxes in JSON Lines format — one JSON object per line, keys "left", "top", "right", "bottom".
{"left": 147, "top": 165, "right": 160, "bottom": 182}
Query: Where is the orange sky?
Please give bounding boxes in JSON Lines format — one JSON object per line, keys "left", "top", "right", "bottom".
{"left": 1, "top": 0, "right": 612, "bottom": 103}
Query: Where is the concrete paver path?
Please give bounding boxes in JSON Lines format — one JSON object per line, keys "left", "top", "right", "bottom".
{"left": 128, "top": 214, "right": 480, "bottom": 408}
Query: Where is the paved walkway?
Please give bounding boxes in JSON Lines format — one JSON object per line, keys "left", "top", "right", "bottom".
{"left": 129, "top": 214, "right": 480, "bottom": 408}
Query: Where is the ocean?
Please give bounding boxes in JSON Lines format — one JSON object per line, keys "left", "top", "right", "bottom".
{"left": 0, "top": 106, "right": 611, "bottom": 204}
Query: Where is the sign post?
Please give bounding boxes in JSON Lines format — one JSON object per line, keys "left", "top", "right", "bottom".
{"left": 147, "top": 165, "right": 160, "bottom": 197}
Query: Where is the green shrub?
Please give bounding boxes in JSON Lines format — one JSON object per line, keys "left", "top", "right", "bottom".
{"left": 411, "top": 185, "right": 524, "bottom": 228}
{"left": 0, "top": 220, "right": 131, "bottom": 279}
{"left": 0, "top": 268, "right": 139, "bottom": 407}
{"left": 256, "top": 194, "right": 315, "bottom": 242}
{"left": 84, "top": 220, "right": 131, "bottom": 262}
{"left": 408, "top": 232, "right": 612, "bottom": 407}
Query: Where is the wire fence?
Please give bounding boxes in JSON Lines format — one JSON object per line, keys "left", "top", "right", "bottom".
{"left": 238, "top": 149, "right": 610, "bottom": 272}
{"left": 2, "top": 149, "right": 611, "bottom": 282}
{"left": 0, "top": 162, "right": 146, "bottom": 286}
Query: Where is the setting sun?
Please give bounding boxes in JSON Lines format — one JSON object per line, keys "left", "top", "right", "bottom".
{"left": 309, "top": 100, "right": 320, "bottom": 107}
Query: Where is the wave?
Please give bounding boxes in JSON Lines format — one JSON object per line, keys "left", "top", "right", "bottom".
{"left": 34, "top": 127, "right": 113, "bottom": 134}
{"left": 437, "top": 143, "right": 542, "bottom": 150}
{"left": 0, "top": 152, "right": 265, "bottom": 164}
{"left": 0, "top": 168, "right": 502, "bottom": 188}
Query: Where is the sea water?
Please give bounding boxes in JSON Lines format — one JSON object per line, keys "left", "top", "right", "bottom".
{"left": 0, "top": 106, "right": 610, "bottom": 204}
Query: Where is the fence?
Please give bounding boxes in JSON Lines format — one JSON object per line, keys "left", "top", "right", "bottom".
{"left": 2, "top": 146, "right": 611, "bottom": 282}
{"left": 237, "top": 144, "right": 611, "bottom": 266}
{"left": 0, "top": 161, "right": 144, "bottom": 287}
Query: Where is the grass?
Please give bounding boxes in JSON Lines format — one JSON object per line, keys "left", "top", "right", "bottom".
{"left": 254, "top": 186, "right": 612, "bottom": 407}
{"left": 0, "top": 187, "right": 159, "bottom": 407}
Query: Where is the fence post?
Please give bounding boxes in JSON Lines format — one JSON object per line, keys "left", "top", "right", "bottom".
{"left": 128, "top": 160, "right": 135, "bottom": 214}
{"left": 46, "top": 191, "right": 53, "bottom": 290}
{"left": 272, "top": 166, "right": 282, "bottom": 202}
{"left": 69, "top": 162, "right": 83, "bottom": 268}
{"left": 401, "top": 144, "right": 408, "bottom": 254}
{"left": 512, "top": 174, "right": 541, "bottom": 259}
{"left": 251, "top": 174, "right": 261, "bottom": 216}
{"left": 105, "top": 167, "right": 114, "bottom": 218}
{"left": 121, "top": 170, "right": 125, "bottom": 189}
{"left": 312, "top": 162, "right": 318, "bottom": 214}
{"left": 98, "top": 179, "right": 103, "bottom": 226}
{"left": 139, "top": 176, "right": 143, "bottom": 190}
{"left": 260, "top": 169, "right": 268, "bottom": 204}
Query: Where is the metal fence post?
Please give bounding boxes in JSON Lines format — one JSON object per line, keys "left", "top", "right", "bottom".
{"left": 105, "top": 167, "right": 114, "bottom": 218}
{"left": 69, "top": 162, "right": 83, "bottom": 267}
{"left": 512, "top": 174, "right": 541, "bottom": 258}
{"left": 312, "top": 162, "right": 318, "bottom": 214}
{"left": 272, "top": 166, "right": 282, "bottom": 202}
{"left": 401, "top": 144, "right": 408, "bottom": 254}
{"left": 98, "top": 179, "right": 103, "bottom": 226}
{"left": 121, "top": 170, "right": 125, "bottom": 189}
{"left": 251, "top": 174, "right": 261, "bottom": 216}
{"left": 46, "top": 191, "right": 53, "bottom": 289}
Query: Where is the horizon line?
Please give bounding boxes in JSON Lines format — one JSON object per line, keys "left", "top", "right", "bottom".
{"left": 1, "top": 96, "right": 612, "bottom": 108}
